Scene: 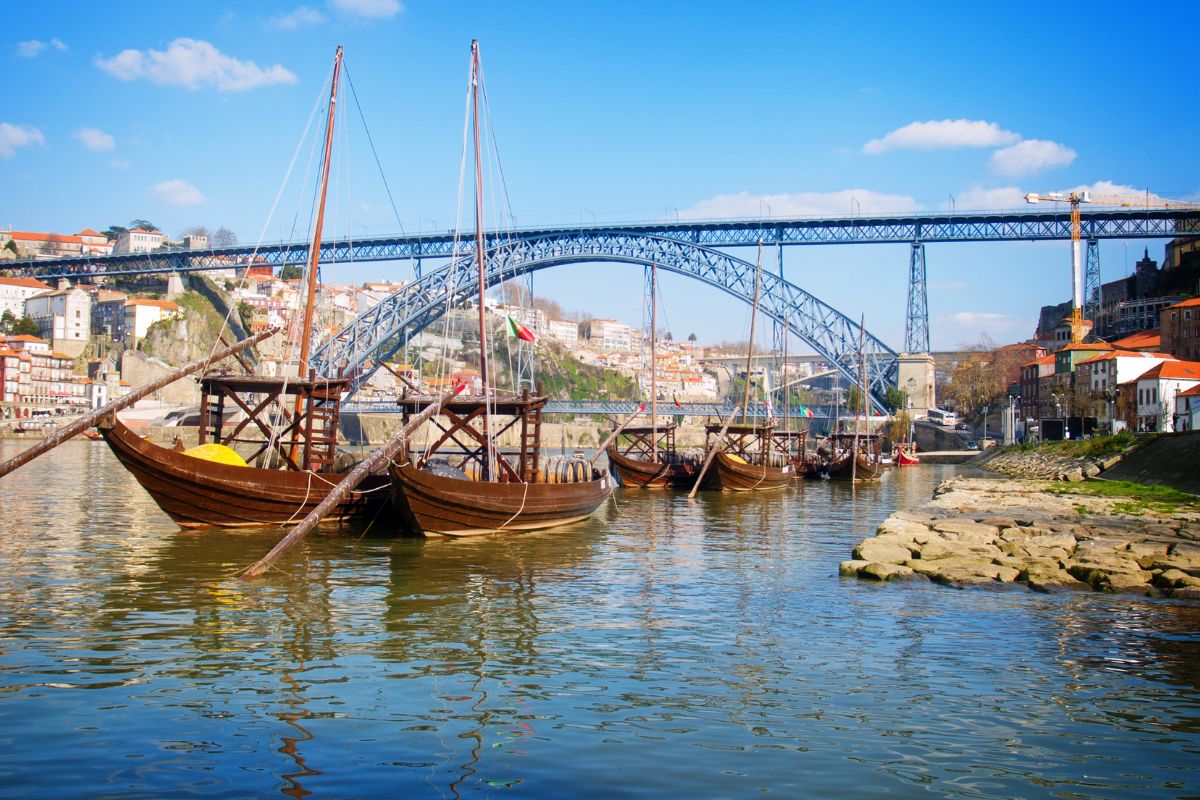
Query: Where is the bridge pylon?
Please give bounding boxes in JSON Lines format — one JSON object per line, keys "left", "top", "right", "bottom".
{"left": 904, "top": 241, "right": 930, "bottom": 354}
{"left": 1084, "top": 238, "right": 1101, "bottom": 333}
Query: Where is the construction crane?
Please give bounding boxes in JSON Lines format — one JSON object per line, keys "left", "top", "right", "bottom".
{"left": 1024, "top": 190, "right": 1200, "bottom": 344}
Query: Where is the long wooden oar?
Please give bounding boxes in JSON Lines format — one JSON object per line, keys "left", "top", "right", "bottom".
{"left": 238, "top": 387, "right": 461, "bottom": 579}
{"left": 687, "top": 404, "right": 742, "bottom": 499}
{"left": 0, "top": 327, "right": 278, "bottom": 480}
{"left": 588, "top": 403, "right": 647, "bottom": 466}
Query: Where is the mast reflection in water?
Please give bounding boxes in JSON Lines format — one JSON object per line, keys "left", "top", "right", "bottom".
{"left": 1, "top": 439, "right": 1199, "bottom": 798}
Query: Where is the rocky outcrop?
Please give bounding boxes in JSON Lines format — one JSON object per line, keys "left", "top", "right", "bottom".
{"left": 981, "top": 448, "right": 1130, "bottom": 482}
{"left": 841, "top": 477, "right": 1200, "bottom": 599}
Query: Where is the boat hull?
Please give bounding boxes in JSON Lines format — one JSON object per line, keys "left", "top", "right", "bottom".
{"left": 99, "top": 418, "right": 390, "bottom": 528}
{"left": 896, "top": 449, "right": 920, "bottom": 467}
{"left": 712, "top": 452, "right": 791, "bottom": 492}
{"left": 827, "top": 453, "right": 883, "bottom": 481}
{"left": 606, "top": 447, "right": 698, "bottom": 490}
{"left": 389, "top": 458, "right": 612, "bottom": 537}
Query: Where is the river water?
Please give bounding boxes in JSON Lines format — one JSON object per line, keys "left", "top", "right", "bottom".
{"left": 0, "top": 439, "right": 1198, "bottom": 798}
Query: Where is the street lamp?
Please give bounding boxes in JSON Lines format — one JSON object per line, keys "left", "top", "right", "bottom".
{"left": 981, "top": 404, "right": 989, "bottom": 448}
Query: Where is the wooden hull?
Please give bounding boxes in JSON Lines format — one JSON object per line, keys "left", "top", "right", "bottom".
{"left": 99, "top": 418, "right": 390, "bottom": 528}
{"left": 827, "top": 453, "right": 883, "bottom": 481}
{"left": 711, "top": 452, "right": 791, "bottom": 492}
{"left": 896, "top": 449, "right": 920, "bottom": 466}
{"left": 389, "top": 458, "right": 612, "bottom": 537}
{"left": 606, "top": 446, "right": 698, "bottom": 489}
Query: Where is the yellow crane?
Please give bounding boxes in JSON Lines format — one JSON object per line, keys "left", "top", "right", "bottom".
{"left": 1024, "top": 190, "right": 1200, "bottom": 344}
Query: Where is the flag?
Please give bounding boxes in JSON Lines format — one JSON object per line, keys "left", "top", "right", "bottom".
{"left": 673, "top": 393, "right": 683, "bottom": 408}
{"left": 799, "top": 405, "right": 814, "bottom": 419}
{"left": 506, "top": 315, "right": 536, "bottom": 343}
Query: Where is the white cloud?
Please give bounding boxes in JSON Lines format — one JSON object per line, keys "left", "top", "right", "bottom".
{"left": 96, "top": 38, "right": 297, "bottom": 91}
{"left": 150, "top": 179, "right": 205, "bottom": 206}
{"left": 863, "top": 119, "right": 1020, "bottom": 154}
{"left": 109, "top": 157, "right": 131, "bottom": 170}
{"left": 0, "top": 123, "right": 45, "bottom": 158}
{"left": 989, "top": 139, "right": 1076, "bottom": 176}
{"left": 15, "top": 38, "right": 67, "bottom": 58}
{"left": 331, "top": 0, "right": 404, "bottom": 18}
{"left": 270, "top": 6, "right": 327, "bottom": 30}
{"left": 15, "top": 40, "right": 46, "bottom": 59}
{"left": 680, "top": 189, "right": 922, "bottom": 219}
{"left": 73, "top": 127, "right": 116, "bottom": 152}
{"left": 949, "top": 185, "right": 1028, "bottom": 210}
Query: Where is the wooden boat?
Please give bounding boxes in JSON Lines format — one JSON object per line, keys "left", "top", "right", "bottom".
{"left": 99, "top": 413, "right": 389, "bottom": 528}
{"left": 95, "top": 49, "right": 393, "bottom": 530}
{"left": 388, "top": 43, "right": 611, "bottom": 537}
{"left": 607, "top": 423, "right": 699, "bottom": 489}
{"left": 82, "top": 430, "right": 104, "bottom": 441}
{"left": 705, "top": 423, "right": 792, "bottom": 491}
{"left": 895, "top": 443, "right": 920, "bottom": 466}
{"left": 389, "top": 394, "right": 611, "bottom": 536}
{"left": 825, "top": 433, "right": 883, "bottom": 481}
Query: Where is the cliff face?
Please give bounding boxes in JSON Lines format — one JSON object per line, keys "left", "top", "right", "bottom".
{"left": 138, "top": 291, "right": 232, "bottom": 367}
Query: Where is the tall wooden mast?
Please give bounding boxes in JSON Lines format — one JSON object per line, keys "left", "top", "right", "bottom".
{"left": 298, "top": 45, "right": 343, "bottom": 377}
{"left": 650, "top": 262, "right": 658, "bottom": 463}
{"left": 740, "top": 240, "right": 763, "bottom": 423}
{"left": 470, "top": 39, "right": 492, "bottom": 478}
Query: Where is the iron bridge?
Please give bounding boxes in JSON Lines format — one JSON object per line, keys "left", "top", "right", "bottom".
{"left": 343, "top": 399, "right": 838, "bottom": 419}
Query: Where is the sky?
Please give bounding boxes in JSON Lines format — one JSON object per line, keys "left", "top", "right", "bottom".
{"left": 3, "top": 1, "right": 1199, "bottom": 351}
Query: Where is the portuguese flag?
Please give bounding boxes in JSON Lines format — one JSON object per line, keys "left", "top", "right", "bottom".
{"left": 506, "top": 315, "right": 536, "bottom": 342}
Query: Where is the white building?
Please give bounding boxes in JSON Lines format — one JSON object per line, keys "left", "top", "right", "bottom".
{"left": 0, "top": 276, "right": 52, "bottom": 318}
{"left": 1133, "top": 360, "right": 1200, "bottom": 432}
{"left": 546, "top": 319, "right": 580, "bottom": 345}
{"left": 24, "top": 281, "right": 91, "bottom": 357}
{"left": 1174, "top": 384, "right": 1200, "bottom": 431}
{"left": 112, "top": 228, "right": 167, "bottom": 255}
{"left": 586, "top": 318, "right": 636, "bottom": 352}
{"left": 123, "top": 299, "right": 180, "bottom": 346}
{"left": 1076, "top": 350, "right": 1176, "bottom": 395}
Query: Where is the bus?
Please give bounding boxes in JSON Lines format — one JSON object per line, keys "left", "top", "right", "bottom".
{"left": 926, "top": 408, "right": 958, "bottom": 426}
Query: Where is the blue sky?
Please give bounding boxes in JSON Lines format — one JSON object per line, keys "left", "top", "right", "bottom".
{"left": 4, "top": 1, "right": 1198, "bottom": 350}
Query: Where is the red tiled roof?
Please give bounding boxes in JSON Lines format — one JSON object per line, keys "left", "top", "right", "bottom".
{"left": 1110, "top": 329, "right": 1161, "bottom": 350}
{"left": 3, "top": 335, "right": 46, "bottom": 343}
{"left": 1138, "top": 360, "right": 1200, "bottom": 381}
{"left": 76, "top": 228, "right": 103, "bottom": 237}
{"left": 1058, "top": 342, "right": 1115, "bottom": 352}
{"left": 125, "top": 298, "right": 179, "bottom": 310}
{"left": 1177, "top": 384, "right": 1200, "bottom": 398}
{"left": 1076, "top": 350, "right": 1170, "bottom": 365}
{"left": 0, "top": 276, "right": 52, "bottom": 290}
{"left": 1165, "top": 297, "right": 1200, "bottom": 310}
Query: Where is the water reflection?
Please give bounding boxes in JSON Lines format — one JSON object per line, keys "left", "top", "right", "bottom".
{"left": 0, "top": 443, "right": 1199, "bottom": 797}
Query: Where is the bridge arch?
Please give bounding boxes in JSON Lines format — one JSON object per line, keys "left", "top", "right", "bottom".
{"left": 311, "top": 232, "right": 898, "bottom": 408}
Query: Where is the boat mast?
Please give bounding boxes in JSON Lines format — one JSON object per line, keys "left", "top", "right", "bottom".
{"left": 852, "top": 314, "right": 866, "bottom": 482}
{"left": 740, "top": 240, "right": 763, "bottom": 424}
{"left": 650, "top": 262, "right": 658, "bottom": 463}
{"left": 470, "top": 39, "right": 492, "bottom": 478}
{"left": 298, "top": 45, "right": 343, "bottom": 378}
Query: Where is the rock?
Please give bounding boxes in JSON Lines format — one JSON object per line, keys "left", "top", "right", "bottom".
{"left": 1104, "top": 572, "right": 1153, "bottom": 594}
{"left": 1084, "top": 463, "right": 1102, "bottom": 478}
{"left": 980, "top": 517, "right": 1018, "bottom": 529}
{"left": 839, "top": 559, "right": 870, "bottom": 577}
{"left": 1061, "top": 468, "right": 1085, "bottom": 482}
{"left": 930, "top": 519, "right": 1000, "bottom": 539}
{"left": 1099, "top": 454, "right": 1123, "bottom": 471}
{"left": 1024, "top": 567, "right": 1092, "bottom": 593}
{"left": 1166, "top": 543, "right": 1200, "bottom": 570}
{"left": 1153, "top": 568, "right": 1194, "bottom": 588}
{"left": 860, "top": 562, "right": 922, "bottom": 582}
{"left": 918, "top": 539, "right": 1003, "bottom": 561}
{"left": 853, "top": 539, "right": 913, "bottom": 564}
{"left": 876, "top": 518, "right": 933, "bottom": 542}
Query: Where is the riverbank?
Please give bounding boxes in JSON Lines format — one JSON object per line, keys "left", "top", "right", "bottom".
{"left": 841, "top": 475, "right": 1200, "bottom": 598}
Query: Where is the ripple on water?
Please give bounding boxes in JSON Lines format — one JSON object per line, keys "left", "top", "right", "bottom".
{"left": 0, "top": 445, "right": 1198, "bottom": 797}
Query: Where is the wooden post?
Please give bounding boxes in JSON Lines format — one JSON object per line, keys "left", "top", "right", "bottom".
{"left": 239, "top": 387, "right": 460, "bottom": 579}
{"left": 589, "top": 403, "right": 647, "bottom": 466}
{"left": 687, "top": 405, "right": 741, "bottom": 499}
{"left": 0, "top": 327, "right": 278, "bottom": 480}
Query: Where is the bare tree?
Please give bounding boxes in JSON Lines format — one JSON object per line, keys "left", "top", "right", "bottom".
{"left": 212, "top": 227, "right": 238, "bottom": 247}
{"left": 181, "top": 225, "right": 211, "bottom": 240}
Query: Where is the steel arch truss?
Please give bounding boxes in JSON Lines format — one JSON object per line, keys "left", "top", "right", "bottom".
{"left": 311, "top": 232, "right": 898, "bottom": 409}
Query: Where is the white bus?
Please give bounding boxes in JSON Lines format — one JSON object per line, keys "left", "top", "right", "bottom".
{"left": 926, "top": 408, "right": 958, "bottom": 426}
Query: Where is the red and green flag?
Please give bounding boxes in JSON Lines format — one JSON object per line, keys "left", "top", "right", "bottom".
{"left": 506, "top": 316, "right": 536, "bottom": 342}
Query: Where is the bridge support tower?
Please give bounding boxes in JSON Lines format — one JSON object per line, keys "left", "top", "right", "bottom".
{"left": 1084, "top": 238, "right": 1101, "bottom": 333}
{"left": 904, "top": 241, "right": 930, "bottom": 354}
{"left": 897, "top": 352, "right": 936, "bottom": 417}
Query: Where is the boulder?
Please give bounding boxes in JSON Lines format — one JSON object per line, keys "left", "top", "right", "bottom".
{"left": 1023, "top": 567, "right": 1092, "bottom": 593}
{"left": 839, "top": 559, "right": 870, "bottom": 577}
{"left": 860, "top": 562, "right": 923, "bottom": 582}
{"left": 853, "top": 539, "right": 913, "bottom": 564}
{"left": 1103, "top": 572, "right": 1153, "bottom": 594}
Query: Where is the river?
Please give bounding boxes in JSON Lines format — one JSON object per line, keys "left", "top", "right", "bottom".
{"left": 1, "top": 440, "right": 1198, "bottom": 798}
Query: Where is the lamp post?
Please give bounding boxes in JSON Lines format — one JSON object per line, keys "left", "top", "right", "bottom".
{"left": 981, "top": 404, "right": 989, "bottom": 448}
{"left": 1107, "top": 388, "right": 1119, "bottom": 433}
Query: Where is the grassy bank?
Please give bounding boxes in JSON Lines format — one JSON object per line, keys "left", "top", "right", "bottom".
{"left": 1047, "top": 480, "right": 1200, "bottom": 514}
{"left": 1009, "top": 430, "right": 1144, "bottom": 459}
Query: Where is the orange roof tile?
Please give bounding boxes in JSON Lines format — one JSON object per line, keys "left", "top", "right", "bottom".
{"left": 1179, "top": 384, "right": 1200, "bottom": 398}
{"left": 1138, "top": 360, "right": 1200, "bottom": 381}
{"left": 1110, "top": 329, "right": 1161, "bottom": 349}
{"left": 4, "top": 335, "right": 46, "bottom": 343}
{"left": 1076, "top": 350, "right": 1169, "bottom": 365}
{"left": 1165, "top": 297, "right": 1200, "bottom": 310}
{"left": 76, "top": 228, "right": 103, "bottom": 237}
{"left": 125, "top": 298, "right": 179, "bottom": 310}
{"left": 0, "top": 276, "right": 52, "bottom": 290}
{"left": 1058, "top": 342, "right": 1114, "bottom": 352}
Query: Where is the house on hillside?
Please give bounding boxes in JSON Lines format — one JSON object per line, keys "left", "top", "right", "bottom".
{"left": 1131, "top": 360, "right": 1200, "bottom": 432}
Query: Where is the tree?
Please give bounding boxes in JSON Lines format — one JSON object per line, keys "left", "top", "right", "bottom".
{"left": 3, "top": 239, "right": 17, "bottom": 255}
{"left": 212, "top": 227, "right": 238, "bottom": 247}
{"left": 279, "top": 265, "right": 304, "bottom": 280}
{"left": 0, "top": 309, "right": 15, "bottom": 333}
{"left": 884, "top": 386, "right": 908, "bottom": 412}
{"left": 12, "top": 315, "right": 41, "bottom": 336}
{"left": 663, "top": 331, "right": 673, "bottom": 342}
{"left": 688, "top": 332, "right": 697, "bottom": 343}
{"left": 129, "top": 218, "right": 157, "bottom": 232}
{"left": 103, "top": 225, "right": 128, "bottom": 242}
